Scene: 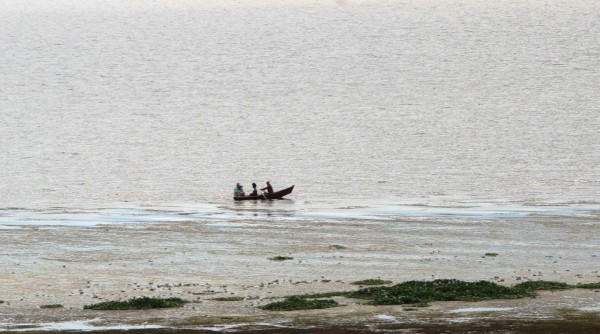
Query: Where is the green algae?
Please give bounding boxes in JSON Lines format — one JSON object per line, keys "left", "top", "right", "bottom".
{"left": 259, "top": 296, "right": 339, "bottom": 311}
{"left": 576, "top": 282, "right": 600, "bottom": 289}
{"left": 513, "top": 280, "right": 570, "bottom": 291}
{"left": 269, "top": 256, "right": 294, "bottom": 261}
{"left": 351, "top": 279, "right": 393, "bottom": 286}
{"left": 84, "top": 297, "right": 188, "bottom": 310}
{"left": 213, "top": 296, "right": 245, "bottom": 301}
{"left": 40, "top": 304, "right": 63, "bottom": 309}
{"left": 266, "top": 279, "right": 600, "bottom": 310}
{"left": 348, "top": 279, "right": 534, "bottom": 305}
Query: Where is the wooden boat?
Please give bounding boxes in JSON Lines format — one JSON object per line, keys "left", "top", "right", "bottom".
{"left": 234, "top": 185, "right": 294, "bottom": 201}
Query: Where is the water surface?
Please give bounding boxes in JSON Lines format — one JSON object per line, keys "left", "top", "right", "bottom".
{"left": 1, "top": 0, "right": 598, "bottom": 211}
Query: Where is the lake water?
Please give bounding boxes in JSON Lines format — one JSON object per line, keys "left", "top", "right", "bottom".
{"left": 1, "top": 0, "right": 599, "bottom": 218}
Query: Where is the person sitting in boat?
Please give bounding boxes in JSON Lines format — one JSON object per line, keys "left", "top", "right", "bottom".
{"left": 260, "top": 181, "right": 273, "bottom": 194}
{"left": 233, "top": 183, "right": 245, "bottom": 196}
{"left": 249, "top": 182, "right": 258, "bottom": 196}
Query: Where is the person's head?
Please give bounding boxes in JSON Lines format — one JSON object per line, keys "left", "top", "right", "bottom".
{"left": 252, "top": 183, "right": 257, "bottom": 187}
{"left": 236, "top": 183, "right": 241, "bottom": 187}
{"left": 266, "top": 181, "right": 270, "bottom": 185}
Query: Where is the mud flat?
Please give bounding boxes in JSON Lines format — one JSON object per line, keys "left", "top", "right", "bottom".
{"left": 1, "top": 212, "right": 599, "bottom": 333}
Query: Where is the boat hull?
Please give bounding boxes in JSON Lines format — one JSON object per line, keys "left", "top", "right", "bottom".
{"left": 233, "top": 185, "right": 294, "bottom": 201}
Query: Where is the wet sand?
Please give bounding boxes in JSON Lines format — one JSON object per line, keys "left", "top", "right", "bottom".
{"left": 1, "top": 213, "right": 600, "bottom": 332}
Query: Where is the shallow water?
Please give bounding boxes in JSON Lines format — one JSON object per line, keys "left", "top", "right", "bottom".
{"left": 1, "top": 0, "right": 599, "bottom": 211}
{"left": 0, "top": 201, "right": 598, "bottom": 228}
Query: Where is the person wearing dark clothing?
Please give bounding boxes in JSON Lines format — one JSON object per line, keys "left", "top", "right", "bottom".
{"left": 233, "top": 183, "right": 244, "bottom": 196}
{"left": 249, "top": 182, "right": 258, "bottom": 196}
{"left": 261, "top": 181, "right": 273, "bottom": 194}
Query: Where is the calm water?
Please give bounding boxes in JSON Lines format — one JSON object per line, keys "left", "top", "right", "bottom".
{"left": 1, "top": 0, "right": 599, "bottom": 215}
